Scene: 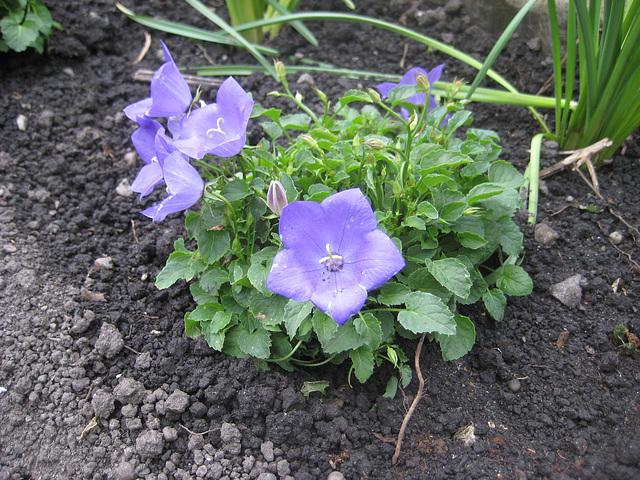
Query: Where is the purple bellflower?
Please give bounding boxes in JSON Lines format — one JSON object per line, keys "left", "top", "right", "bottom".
{"left": 140, "top": 150, "right": 204, "bottom": 223}
{"left": 124, "top": 41, "right": 192, "bottom": 121}
{"left": 173, "top": 76, "right": 254, "bottom": 159}
{"left": 266, "top": 189, "right": 405, "bottom": 325}
{"left": 377, "top": 65, "right": 445, "bottom": 121}
{"left": 130, "top": 121, "right": 180, "bottom": 200}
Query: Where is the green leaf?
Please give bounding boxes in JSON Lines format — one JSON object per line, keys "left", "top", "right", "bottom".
{"left": 378, "top": 282, "right": 411, "bottom": 306}
{"left": 189, "top": 281, "right": 218, "bottom": 304}
{"left": 0, "top": 17, "right": 39, "bottom": 52}
{"left": 466, "top": 183, "right": 505, "bottom": 205}
{"left": 221, "top": 178, "right": 251, "bottom": 202}
{"left": 383, "top": 375, "right": 399, "bottom": 398}
{"left": 281, "top": 113, "right": 312, "bottom": 130}
{"left": 238, "top": 325, "right": 272, "bottom": 359}
{"left": 499, "top": 219, "right": 524, "bottom": 257}
{"left": 155, "top": 250, "right": 195, "bottom": 289}
{"left": 398, "top": 292, "right": 456, "bottom": 335}
{"left": 247, "top": 262, "right": 270, "bottom": 295}
{"left": 283, "top": 300, "right": 313, "bottom": 339}
{"left": 435, "top": 315, "right": 476, "bottom": 361}
{"left": 312, "top": 310, "right": 338, "bottom": 349}
{"left": 28, "top": 1, "right": 53, "bottom": 36}
{"left": 488, "top": 160, "right": 525, "bottom": 188}
{"left": 324, "top": 319, "right": 364, "bottom": 354}
{"left": 496, "top": 264, "right": 533, "bottom": 296}
{"left": 184, "top": 312, "right": 203, "bottom": 338}
{"left": 197, "top": 229, "right": 230, "bottom": 264}
{"left": 426, "top": 258, "right": 472, "bottom": 299}
{"left": 401, "top": 215, "right": 426, "bottom": 230}
{"left": 354, "top": 313, "right": 383, "bottom": 350}
{"left": 338, "top": 89, "right": 373, "bottom": 107}
{"left": 350, "top": 346, "right": 375, "bottom": 383}
{"left": 198, "top": 269, "right": 229, "bottom": 293}
{"left": 483, "top": 288, "right": 507, "bottom": 321}
{"left": 301, "top": 380, "right": 329, "bottom": 398}
{"left": 417, "top": 201, "right": 439, "bottom": 219}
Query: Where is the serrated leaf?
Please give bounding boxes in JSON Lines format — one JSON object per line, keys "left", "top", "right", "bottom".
{"left": 497, "top": 264, "right": 533, "bottom": 296}
{"left": 398, "top": 292, "right": 456, "bottom": 335}
{"left": 499, "top": 219, "right": 524, "bottom": 257}
{"left": 189, "top": 282, "right": 218, "bottom": 304}
{"left": 281, "top": 113, "right": 311, "bottom": 130}
{"left": 247, "top": 262, "right": 270, "bottom": 295}
{"left": 483, "top": 288, "right": 507, "bottom": 321}
{"left": 435, "top": 315, "right": 475, "bottom": 361}
{"left": 312, "top": 310, "right": 338, "bottom": 348}
{"left": 426, "top": 258, "right": 472, "bottom": 299}
{"left": 378, "top": 282, "right": 411, "bottom": 306}
{"left": 350, "top": 346, "right": 375, "bottom": 383}
{"left": 1, "top": 17, "right": 39, "bottom": 52}
{"left": 354, "top": 313, "right": 383, "bottom": 350}
{"left": 155, "top": 251, "right": 194, "bottom": 289}
{"left": 323, "top": 319, "right": 364, "bottom": 354}
{"left": 221, "top": 178, "right": 251, "bottom": 202}
{"left": 402, "top": 215, "right": 426, "bottom": 230}
{"left": 197, "top": 229, "right": 230, "bottom": 264}
{"left": 283, "top": 300, "right": 313, "bottom": 339}
{"left": 488, "top": 160, "right": 525, "bottom": 188}
{"left": 184, "top": 312, "right": 203, "bottom": 338}
{"left": 301, "top": 380, "right": 329, "bottom": 398}
{"left": 238, "top": 325, "right": 272, "bottom": 359}
{"left": 417, "top": 201, "right": 439, "bottom": 219}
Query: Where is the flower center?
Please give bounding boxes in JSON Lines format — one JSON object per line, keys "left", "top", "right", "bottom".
{"left": 319, "top": 244, "right": 343, "bottom": 272}
{"left": 206, "top": 117, "right": 227, "bottom": 138}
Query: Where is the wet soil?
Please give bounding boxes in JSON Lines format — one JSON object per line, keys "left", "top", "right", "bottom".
{"left": 1, "top": 0, "right": 639, "bottom": 479}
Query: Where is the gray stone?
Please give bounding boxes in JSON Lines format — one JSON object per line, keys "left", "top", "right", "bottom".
{"left": 91, "top": 389, "right": 115, "bottom": 419}
{"left": 95, "top": 323, "right": 124, "bottom": 359}
{"left": 135, "top": 429, "right": 164, "bottom": 458}
{"left": 135, "top": 351, "right": 152, "bottom": 370}
{"left": 165, "top": 389, "right": 190, "bottom": 414}
{"left": 256, "top": 474, "right": 276, "bottom": 480}
{"left": 114, "top": 377, "right": 148, "bottom": 405}
{"left": 276, "top": 459, "right": 291, "bottom": 477}
{"left": 327, "top": 472, "right": 346, "bottom": 480}
{"left": 163, "top": 426, "right": 178, "bottom": 442}
{"left": 549, "top": 274, "right": 583, "bottom": 308}
{"left": 535, "top": 222, "right": 559, "bottom": 246}
{"left": 220, "top": 422, "right": 241, "bottom": 443}
{"left": 113, "top": 461, "right": 136, "bottom": 480}
{"left": 260, "top": 441, "right": 274, "bottom": 462}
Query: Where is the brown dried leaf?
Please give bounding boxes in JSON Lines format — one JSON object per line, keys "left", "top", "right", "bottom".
{"left": 557, "top": 330, "right": 570, "bottom": 349}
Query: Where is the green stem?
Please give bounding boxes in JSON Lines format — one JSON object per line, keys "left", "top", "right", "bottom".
{"left": 267, "top": 340, "right": 303, "bottom": 363}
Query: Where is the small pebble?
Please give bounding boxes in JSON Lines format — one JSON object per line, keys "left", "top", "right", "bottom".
{"left": 327, "top": 472, "right": 346, "bottom": 480}
{"left": 16, "top": 114, "right": 28, "bottom": 131}
{"left": 63, "top": 67, "right": 75, "bottom": 77}
{"left": 507, "top": 378, "right": 521, "bottom": 392}
{"left": 123, "top": 151, "right": 138, "bottom": 168}
{"left": 94, "top": 256, "right": 114, "bottom": 271}
{"left": 296, "top": 73, "right": 315, "bottom": 86}
{"left": 608, "top": 231, "right": 624, "bottom": 244}
{"left": 116, "top": 178, "right": 133, "bottom": 197}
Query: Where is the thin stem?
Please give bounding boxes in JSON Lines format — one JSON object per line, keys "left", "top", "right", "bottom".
{"left": 392, "top": 332, "right": 427, "bottom": 465}
{"left": 267, "top": 340, "right": 303, "bottom": 363}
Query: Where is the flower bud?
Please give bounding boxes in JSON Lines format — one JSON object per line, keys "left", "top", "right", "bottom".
{"left": 300, "top": 134, "right": 319, "bottom": 151}
{"left": 415, "top": 73, "right": 431, "bottom": 95}
{"left": 367, "top": 88, "right": 382, "bottom": 105}
{"left": 267, "top": 180, "right": 288, "bottom": 216}
{"left": 364, "top": 138, "right": 386, "bottom": 150}
{"left": 274, "top": 60, "right": 287, "bottom": 86}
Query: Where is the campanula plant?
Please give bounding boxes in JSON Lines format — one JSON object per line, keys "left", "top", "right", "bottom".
{"left": 125, "top": 45, "right": 532, "bottom": 386}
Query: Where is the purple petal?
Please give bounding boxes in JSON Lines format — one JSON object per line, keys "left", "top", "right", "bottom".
{"left": 346, "top": 229, "right": 405, "bottom": 290}
{"left": 146, "top": 42, "right": 192, "bottom": 118}
{"left": 124, "top": 97, "right": 152, "bottom": 122}
{"left": 130, "top": 162, "right": 164, "bottom": 199}
{"left": 426, "top": 63, "right": 445, "bottom": 86}
{"left": 266, "top": 249, "right": 323, "bottom": 302}
{"left": 174, "top": 77, "right": 253, "bottom": 159}
{"left": 131, "top": 116, "right": 163, "bottom": 163}
{"left": 310, "top": 269, "right": 369, "bottom": 325}
{"left": 141, "top": 151, "right": 204, "bottom": 222}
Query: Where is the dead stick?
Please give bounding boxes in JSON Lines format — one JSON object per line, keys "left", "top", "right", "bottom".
{"left": 392, "top": 332, "right": 427, "bottom": 465}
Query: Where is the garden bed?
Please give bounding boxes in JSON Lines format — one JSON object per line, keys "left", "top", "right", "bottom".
{"left": 1, "top": 0, "right": 639, "bottom": 479}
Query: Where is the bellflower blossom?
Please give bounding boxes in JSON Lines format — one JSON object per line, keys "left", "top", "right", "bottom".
{"left": 377, "top": 65, "right": 446, "bottom": 122}
{"left": 140, "top": 150, "right": 204, "bottom": 223}
{"left": 267, "top": 189, "right": 405, "bottom": 325}
{"left": 130, "top": 121, "right": 180, "bottom": 200}
{"left": 124, "top": 41, "right": 192, "bottom": 121}
{"left": 173, "top": 76, "right": 254, "bottom": 159}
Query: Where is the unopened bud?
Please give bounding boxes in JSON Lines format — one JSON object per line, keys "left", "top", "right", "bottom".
{"left": 415, "top": 73, "right": 430, "bottom": 95}
{"left": 274, "top": 60, "right": 287, "bottom": 86}
{"left": 463, "top": 207, "right": 483, "bottom": 216}
{"left": 367, "top": 88, "right": 382, "bottom": 105}
{"left": 267, "top": 180, "right": 288, "bottom": 216}
{"left": 300, "top": 134, "right": 319, "bottom": 150}
{"left": 364, "top": 138, "right": 386, "bottom": 150}
{"left": 408, "top": 111, "right": 418, "bottom": 131}
{"left": 316, "top": 88, "right": 327, "bottom": 104}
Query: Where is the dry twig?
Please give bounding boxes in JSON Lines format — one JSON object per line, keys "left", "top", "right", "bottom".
{"left": 392, "top": 332, "right": 427, "bottom": 465}
{"left": 134, "top": 31, "right": 152, "bottom": 64}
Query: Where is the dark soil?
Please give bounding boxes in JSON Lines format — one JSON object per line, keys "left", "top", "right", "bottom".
{"left": 1, "top": 0, "right": 639, "bottom": 479}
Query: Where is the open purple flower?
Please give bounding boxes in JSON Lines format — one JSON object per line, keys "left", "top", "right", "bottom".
{"left": 123, "top": 41, "right": 192, "bottom": 121}
{"left": 130, "top": 122, "right": 180, "bottom": 200}
{"left": 173, "top": 76, "right": 254, "bottom": 159}
{"left": 377, "top": 65, "right": 445, "bottom": 121}
{"left": 140, "top": 151, "right": 204, "bottom": 223}
{"left": 267, "top": 189, "right": 405, "bottom": 325}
